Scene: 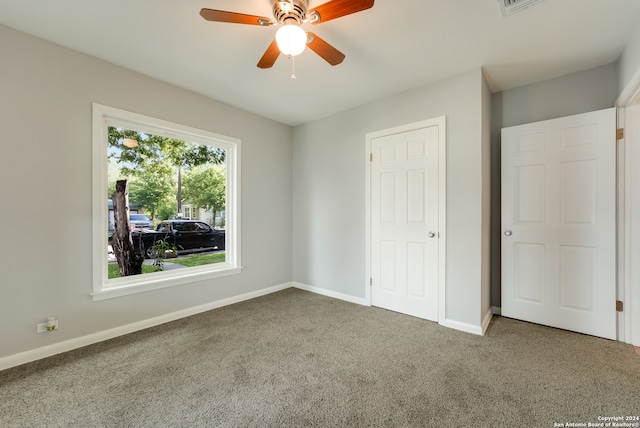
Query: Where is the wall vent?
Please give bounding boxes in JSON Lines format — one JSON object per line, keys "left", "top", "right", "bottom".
{"left": 498, "top": 0, "right": 545, "bottom": 17}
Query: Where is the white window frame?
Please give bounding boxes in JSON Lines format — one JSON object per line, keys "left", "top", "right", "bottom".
{"left": 91, "top": 103, "right": 242, "bottom": 301}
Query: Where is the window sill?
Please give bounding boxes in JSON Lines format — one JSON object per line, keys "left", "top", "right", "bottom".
{"left": 91, "top": 265, "right": 243, "bottom": 301}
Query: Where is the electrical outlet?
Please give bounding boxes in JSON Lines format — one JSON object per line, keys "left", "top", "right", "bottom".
{"left": 36, "top": 317, "right": 58, "bottom": 333}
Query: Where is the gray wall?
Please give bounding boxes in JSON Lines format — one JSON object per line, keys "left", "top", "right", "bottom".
{"left": 292, "top": 69, "right": 491, "bottom": 329}
{"left": 0, "top": 24, "right": 293, "bottom": 359}
{"left": 490, "top": 63, "right": 619, "bottom": 307}
{"left": 619, "top": 21, "right": 640, "bottom": 96}
{"left": 481, "top": 72, "right": 492, "bottom": 319}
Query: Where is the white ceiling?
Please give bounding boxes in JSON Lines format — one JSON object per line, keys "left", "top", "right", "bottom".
{"left": 1, "top": 0, "right": 639, "bottom": 126}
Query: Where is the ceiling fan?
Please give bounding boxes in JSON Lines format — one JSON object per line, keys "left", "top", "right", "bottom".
{"left": 200, "top": 0, "right": 374, "bottom": 69}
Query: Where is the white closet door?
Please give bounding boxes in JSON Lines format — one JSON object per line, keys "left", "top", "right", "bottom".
{"left": 370, "top": 125, "right": 439, "bottom": 320}
{"left": 502, "top": 108, "right": 616, "bottom": 339}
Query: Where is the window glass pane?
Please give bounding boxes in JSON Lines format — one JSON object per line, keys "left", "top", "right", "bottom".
{"left": 107, "top": 127, "right": 228, "bottom": 279}
{"left": 92, "top": 103, "right": 241, "bottom": 300}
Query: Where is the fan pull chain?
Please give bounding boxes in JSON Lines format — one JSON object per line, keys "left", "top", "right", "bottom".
{"left": 290, "top": 55, "right": 297, "bottom": 79}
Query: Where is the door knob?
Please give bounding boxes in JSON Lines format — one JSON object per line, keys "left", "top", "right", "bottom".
{"left": 504, "top": 230, "right": 512, "bottom": 236}
{"left": 428, "top": 231, "right": 436, "bottom": 238}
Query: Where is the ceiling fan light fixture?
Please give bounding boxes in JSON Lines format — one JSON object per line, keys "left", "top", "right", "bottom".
{"left": 122, "top": 138, "right": 138, "bottom": 148}
{"left": 275, "top": 23, "right": 307, "bottom": 56}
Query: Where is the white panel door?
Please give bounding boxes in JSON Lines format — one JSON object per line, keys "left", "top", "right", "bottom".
{"left": 502, "top": 108, "right": 616, "bottom": 339}
{"left": 370, "top": 125, "right": 439, "bottom": 320}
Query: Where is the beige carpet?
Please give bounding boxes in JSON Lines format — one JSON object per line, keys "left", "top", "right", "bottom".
{"left": 1, "top": 288, "right": 639, "bottom": 427}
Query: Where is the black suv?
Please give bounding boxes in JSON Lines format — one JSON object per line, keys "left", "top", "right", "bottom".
{"left": 133, "top": 220, "right": 225, "bottom": 258}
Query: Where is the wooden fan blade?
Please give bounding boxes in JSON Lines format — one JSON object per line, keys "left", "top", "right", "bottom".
{"left": 309, "top": 0, "right": 374, "bottom": 24}
{"left": 257, "top": 39, "right": 280, "bottom": 69}
{"left": 306, "top": 32, "right": 345, "bottom": 66}
{"left": 200, "top": 9, "right": 270, "bottom": 25}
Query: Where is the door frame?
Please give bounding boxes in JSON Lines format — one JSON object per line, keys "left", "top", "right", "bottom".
{"left": 617, "top": 71, "right": 640, "bottom": 346}
{"left": 365, "top": 116, "right": 447, "bottom": 324}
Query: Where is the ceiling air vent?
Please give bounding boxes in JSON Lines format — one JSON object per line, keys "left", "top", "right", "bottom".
{"left": 498, "top": 0, "right": 544, "bottom": 17}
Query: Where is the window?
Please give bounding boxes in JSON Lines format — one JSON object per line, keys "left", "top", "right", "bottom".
{"left": 92, "top": 103, "right": 241, "bottom": 300}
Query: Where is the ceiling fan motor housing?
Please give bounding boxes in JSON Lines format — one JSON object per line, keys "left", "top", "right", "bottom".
{"left": 273, "top": 0, "right": 308, "bottom": 24}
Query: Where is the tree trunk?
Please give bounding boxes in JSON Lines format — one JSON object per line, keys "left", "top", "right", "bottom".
{"left": 112, "top": 179, "right": 144, "bottom": 276}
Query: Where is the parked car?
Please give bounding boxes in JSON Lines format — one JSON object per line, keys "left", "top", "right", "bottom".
{"left": 129, "top": 214, "right": 152, "bottom": 230}
{"left": 132, "top": 219, "right": 225, "bottom": 258}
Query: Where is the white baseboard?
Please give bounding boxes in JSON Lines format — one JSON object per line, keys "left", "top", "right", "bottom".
{"left": 481, "top": 308, "right": 493, "bottom": 334}
{"left": 439, "top": 318, "right": 485, "bottom": 336}
{"left": 293, "top": 282, "right": 370, "bottom": 306}
{"left": 492, "top": 306, "right": 502, "bottom": 316}
{"left": 0, "top": 282, "right": 292, "bottom": 372}
{"left": 294, "top": 282, "right": 492, "bottom": 336}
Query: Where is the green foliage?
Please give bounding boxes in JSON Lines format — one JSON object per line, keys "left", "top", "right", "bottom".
{"left": 149, "top": 239, "right": 182, "bottom": 270}
{"left": 108, "top": 263, "right": 160, "bottom": 279}
{"left": 108, "top": 251, "right": 225, "bottom": 278}
{"left": 128, "top": 167, "right": 176, "bottom": 220}
{"left": 156, "top": 200, "right": 178, "bottom": 222}
{"left": 107, "top": 162, "right": 122, "bottom": 197}
{"left": 108, "top": 128, "right": 156, "bottom": 174}
{"left": 108, "top": 127, "right": 225, "bottom": 177}
{"left": 150, "top": 135, "right": 225, "bottom": 171}
{"left": 107, "top": 126, "right": 226, "bottom": 216}
{"left": 182, "top": 166, "right": 226, "bottom": 215}
{"left": 169, "top": 253, "right": 225, "bottom": 267}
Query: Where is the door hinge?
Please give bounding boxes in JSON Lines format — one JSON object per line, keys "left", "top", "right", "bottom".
{"left": 370, "top": 277, "right": 372, "bottom": 286}
{"left": 616, "top": 300, "right": 623, "bottom": 312}
{"left": 617, "top": 128, "right": 624, "bottom": 140}
{"left": 370, "top": 153, "right": 373, "bottom": 162}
